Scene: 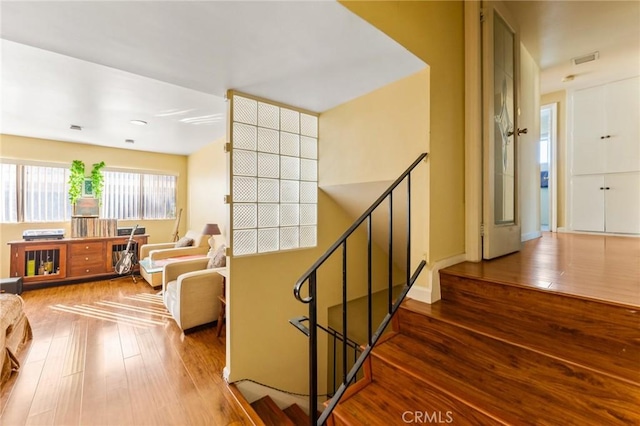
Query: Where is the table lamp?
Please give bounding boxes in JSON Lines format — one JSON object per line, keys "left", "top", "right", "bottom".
{"left": 202, "top": 223, "right": 222, "bottom": 254}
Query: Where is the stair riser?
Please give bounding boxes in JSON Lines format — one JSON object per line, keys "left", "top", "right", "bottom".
{"left": 395, "top": 307, "right": 640, "bottom": 425}
{"left": 250, "top": 396, "right": 294, "bottom": 426}
{"left": 440, "top": 273, "right": 639, "bottom": 346}
{"left": 400, "top": 298, "right": 640, "bottom": 384}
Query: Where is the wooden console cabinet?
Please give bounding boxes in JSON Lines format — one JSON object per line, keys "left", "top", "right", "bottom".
{"left": 8, "top": 235, "right": 148, "bottom": 289}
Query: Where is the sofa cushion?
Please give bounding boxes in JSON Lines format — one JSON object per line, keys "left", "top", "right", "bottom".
{"left": 175, "top": 237, "right": 194, "bottom": 248}
{"left": 207, "top": 244, "right": 226, "bottom": 269}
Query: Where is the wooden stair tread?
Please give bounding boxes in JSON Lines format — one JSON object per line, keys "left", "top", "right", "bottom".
{"left": 282, "top": 404, "right": 308, "bottom": 426}
{"left": 227, "top": 384, "right": 266, "bottom": 426}
{"left": 332, "top": 357, "right": 501, "bottom": 426}
{"left": 375, "top": 328, "right": 640, "bottom": 425}
{"left": 250, "top": 396, "right": 294, "bottom": 426}
{"left": 400, "top": 297, "right": 640, "bottom": 384}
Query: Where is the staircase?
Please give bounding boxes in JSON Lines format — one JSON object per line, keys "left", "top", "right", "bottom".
{"left": 250, "top": 395, "right": 310, "bottom": 426}
{"left": 328, "top": 268, "right": 640, "bottom": 425}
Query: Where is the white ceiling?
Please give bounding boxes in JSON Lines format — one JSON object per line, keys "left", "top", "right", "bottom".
{"left": 2, "top": 1, "right": 637, "bottom": 156}
{"left": 505, "top": 0, "right": 640, "bottom": 94}
{"left": 0, "top": 1, "right": 425, "bottom": 155}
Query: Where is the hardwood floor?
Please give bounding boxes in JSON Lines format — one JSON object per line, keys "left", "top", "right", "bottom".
{"left": 443, "top": 232, "right": 640, "bottom": 307}
{"left": 0, "top": 278, "right": 251, "bottom": 426}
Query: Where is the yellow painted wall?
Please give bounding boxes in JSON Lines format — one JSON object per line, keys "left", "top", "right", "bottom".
{"left": 0, "top": 134, "right": 188, "bottom": 277}
{"left": 320, "top": 69, "right": 429, "bottom": 186}
{"left": 340, "top": 0, "right": 466, "bottom": 262}
{"left": 187, "top": 138, "right": 228, "bottom": 248}
{"left": 320, "top": 69, "right": 429, "bottom": 289}
{"left": 541, "top": 90, "right": 567, "bottom": 228}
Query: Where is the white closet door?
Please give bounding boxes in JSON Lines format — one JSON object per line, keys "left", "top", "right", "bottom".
{"left": 571, "top": 175, "right": 605, "bottom": 232}
{"left": 572, "top": 86, "right": 605, "bottom": 175}
{"left": 605, "top": 77, "right": 640, "bottom": 173}
{"left": 605, "top": 172, "right": 640, "bottom": 234}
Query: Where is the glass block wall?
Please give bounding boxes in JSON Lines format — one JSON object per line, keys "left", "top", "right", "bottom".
{"left": 230, "top": 94, "right": 318, "bottom": 256}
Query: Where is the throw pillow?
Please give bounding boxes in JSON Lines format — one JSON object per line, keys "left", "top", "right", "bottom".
{"left": 207, "top": 244, "right": 227, "bottom": 269}
{"left": 175, "top": 237, "right": 194, "bottom": 248}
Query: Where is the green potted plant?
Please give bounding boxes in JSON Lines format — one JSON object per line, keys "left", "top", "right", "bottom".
{"left": 68, "top": 160, "right": 85, "bottom": 206}
{"left": 91, "top": 161, "right": 106, "bottom": 203}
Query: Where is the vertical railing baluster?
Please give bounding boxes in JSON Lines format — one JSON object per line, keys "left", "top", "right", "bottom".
{"left": 332, "top": 330, "right": 337, "bottom": 396}
{"left": 406, "top": 174, "right": 411, "bottom": 289}
{"left": 388, "top": 192, "right": 393, "bottom": 315}
{"left": 367, "top": 215, "right": 372, "bottom": 346}
{"left": 309, "top": 272, "right": 318, "bottom": 425}
{"left": 342, "top": 240, "right": 348, "bottom": 385}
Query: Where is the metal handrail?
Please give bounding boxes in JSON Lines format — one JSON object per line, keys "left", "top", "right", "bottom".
{"left": 293, "top": 152, "right": 428, "bottom": 303}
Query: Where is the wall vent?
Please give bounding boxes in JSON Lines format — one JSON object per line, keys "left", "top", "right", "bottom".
{"left": 572, "top": 51, "right": 599, "bottom": 66}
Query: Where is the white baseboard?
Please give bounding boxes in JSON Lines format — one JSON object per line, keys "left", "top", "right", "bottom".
{"left": 233, "top": 379, "right": 315, "bottom": 414}
{"left": 521, "top": 231, "right": 542, "bottom": 242}
{"left": 407, "top": 253, "right": 467, "bottom": 304}
{"left": 556, "top": 228, "right": 640, "bottom": 238}
{"left": 407, "top": 285, "right": 432, "bottom": 303}
{"left": 223, "top": 366, "right": 231, "bottom": 382}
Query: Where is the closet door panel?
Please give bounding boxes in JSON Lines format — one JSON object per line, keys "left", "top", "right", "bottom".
{"left": 605, "top": 172, "right": 640, "bottom": 234}
{"left": 571, "top": 175, "right": 605, "bottom": 232}
{"left": 605, "top": 77, "right": 640, "bottom": 173}
{"left": 572, "top": 86, "right": 606, "bottom": 175}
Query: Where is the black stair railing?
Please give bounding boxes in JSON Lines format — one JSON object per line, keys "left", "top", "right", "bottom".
{"left": 291, "top": 153, "right": 428, "bottom": 425}
{"left": 290, "top": 318, "right": 363, "bottom": 397}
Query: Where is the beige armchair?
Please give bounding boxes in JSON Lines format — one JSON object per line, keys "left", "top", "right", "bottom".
{"left": 140, "top": 230, "right": 211, "bottom": 262}
{"left": 162, "top": 258, "right": 225, "bottom": 332}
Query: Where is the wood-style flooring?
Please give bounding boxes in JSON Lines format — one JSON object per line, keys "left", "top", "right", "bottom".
{"left": 444, "top": 232, "right": 640, "bottom": 307}
{"left": 0, "top": 278, "right": 251, "bottom": 426}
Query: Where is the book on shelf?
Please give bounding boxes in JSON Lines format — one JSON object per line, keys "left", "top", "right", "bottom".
{"left": 71, "top": 218, "right": 117, "bottom": 238}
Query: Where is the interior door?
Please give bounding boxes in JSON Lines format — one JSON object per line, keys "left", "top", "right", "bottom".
{"left": 482, "top": 2, "right": 521, "bottom": 259}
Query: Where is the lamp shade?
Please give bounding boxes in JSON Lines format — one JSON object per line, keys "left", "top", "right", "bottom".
{"left": 202, "top": 223, "right": 221, "bottom": 235}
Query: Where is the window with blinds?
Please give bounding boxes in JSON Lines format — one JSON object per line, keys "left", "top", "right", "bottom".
{"left": 23, "top": 165, "right": 72, "bottom": 222}
{"left": 0, "top": 163, "right": 18, "bottom": 223}
{"left": 102, "top": 171, "right": 176, "bottom": 220}
{"left": 0, "top": 163, "right": 177, "bottom": 223}
{"left": 0, "top": 163, "right": 71, "bottom": 223}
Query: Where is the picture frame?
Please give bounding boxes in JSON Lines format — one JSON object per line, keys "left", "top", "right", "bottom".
{"left": 74, "top": 197, "right": 99, "bottom": 217}
{"left": 83, "top": 178, "right": 94, "bottom": 197}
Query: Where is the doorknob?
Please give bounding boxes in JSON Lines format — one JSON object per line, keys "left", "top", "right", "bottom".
{"left": 517, "top": 128, "right": 528, "bottom": 135}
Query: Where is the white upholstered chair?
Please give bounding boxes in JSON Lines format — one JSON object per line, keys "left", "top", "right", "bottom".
{"left": 139, "top": 229, "right": 211, "bottom": 262}
{"left": 162, "top": 257, "right": 225, "bottom": 332}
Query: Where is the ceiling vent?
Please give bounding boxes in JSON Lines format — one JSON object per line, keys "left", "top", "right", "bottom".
{"left": 69, "top": 124, "right": 82, "bottom": 131}
{"left": 572, "top": 51, "right": 599, "bottom": 66}
{"left": 125, "top": 139, "right": 135, "bottom": 144}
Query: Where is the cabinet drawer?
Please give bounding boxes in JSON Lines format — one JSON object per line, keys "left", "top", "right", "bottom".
{"left": 69, "top": 254, "right": 104, "bottom": 265}
{"left": 70, "top": 242, "right": 104, "bottom": 256}
{"left": 69, "top": 263, "right": 107, "bottom": 277}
